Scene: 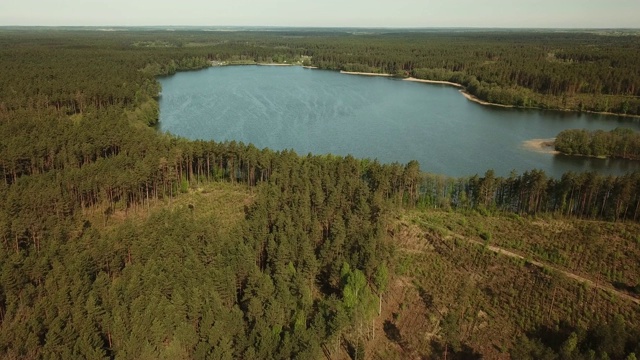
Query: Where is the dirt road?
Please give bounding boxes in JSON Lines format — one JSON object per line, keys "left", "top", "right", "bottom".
{"left": 467, "top": 239, "right": 640, "bottom": 305}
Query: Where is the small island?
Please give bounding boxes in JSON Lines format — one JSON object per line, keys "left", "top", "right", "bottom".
{"left": 554, "top": 128, "right": 640, "bottom": 160}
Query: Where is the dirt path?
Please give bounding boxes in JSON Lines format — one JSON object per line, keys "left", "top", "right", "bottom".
{"left": 466, "top": 239, "right": 640, "bottom": 305}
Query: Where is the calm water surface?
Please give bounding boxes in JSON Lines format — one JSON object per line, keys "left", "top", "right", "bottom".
{"left": 159, "top": 66, "right": 640, "bottom": 178}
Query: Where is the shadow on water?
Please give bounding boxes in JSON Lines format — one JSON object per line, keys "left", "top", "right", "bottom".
{"left": 552, "top": 153, "right": 640, "bottom": 175}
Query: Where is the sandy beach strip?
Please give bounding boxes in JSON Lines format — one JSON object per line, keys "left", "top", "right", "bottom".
{"left": 339, "top": 70, "right": 394, "bottom": 77}
{"left": 402, "top": 77, "right": 464, "bottom": 88}
{"left": 338, "top": 70, "right": 640, "bottom": 118}
{"left": 459, "top": 90, "right": 515, "bottom": 108}
{"left": 339, "top": 71, "right": 514, "bottom": 109}
{"left": 522, "top": 138, "right": 559, "bottom": 154}
{"left": 257, "top": 63, "right": 295, "bottom": 66}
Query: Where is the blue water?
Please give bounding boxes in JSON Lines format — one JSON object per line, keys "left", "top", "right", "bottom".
{"left": 159, "top": 66, "right": 640, "bottom": 178}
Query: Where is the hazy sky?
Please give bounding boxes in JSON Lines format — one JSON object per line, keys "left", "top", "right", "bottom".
{"left": 1, "top": 0, "right": 638, "bottom": 28}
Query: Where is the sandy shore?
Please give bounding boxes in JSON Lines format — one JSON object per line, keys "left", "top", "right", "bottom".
{"left": 402, "top": 77, "right": 464, "bottom": 88}
{"left": 340, "top": 70, "right": 394, "bottom": 77}
{"left": 522, "top": 138, "right": 558, "bottom": 154}
{"left": 402, "top": 77, "right": 515, "bottom": 108}
{"left": 459, "top": 90, "right": 515, "bottom": 108}
{"left": 339, "top": 71, "right": 514, "bottom": 108}
{"left": 257, "top": 63, "right": 295, "bottom": 66}
{"left": 336, "top": 70, "right": 639, "bottom": 117}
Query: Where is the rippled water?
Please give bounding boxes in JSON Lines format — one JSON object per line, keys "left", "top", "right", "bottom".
{"left": 159, "top": 66, "right": 640, "bottom": 178}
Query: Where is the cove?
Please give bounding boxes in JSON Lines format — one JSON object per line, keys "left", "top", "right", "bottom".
{"left": 158, "top": 66, "right": 640, "bottom": 178}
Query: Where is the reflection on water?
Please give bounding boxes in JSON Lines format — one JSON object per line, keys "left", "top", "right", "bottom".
{"left": 159, "top": 66, "right": 640, "bottom": 178}
{"left": 552, "top": 154, "right": 639, "bottom": 175}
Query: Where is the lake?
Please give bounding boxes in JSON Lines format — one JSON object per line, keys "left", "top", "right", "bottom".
{"left": 158, "top": 65, "right": 640, "bottom": 178}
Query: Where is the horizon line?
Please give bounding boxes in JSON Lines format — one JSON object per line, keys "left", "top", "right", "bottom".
{"left": 1, "top": 25, "right": 639, "bottom": 30}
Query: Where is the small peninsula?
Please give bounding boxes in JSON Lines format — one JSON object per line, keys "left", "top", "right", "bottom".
{"left": 554, "top": 128, "right": 640, "bottom": 160}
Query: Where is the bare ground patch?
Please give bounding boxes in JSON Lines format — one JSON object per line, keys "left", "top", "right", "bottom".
{"left": 522, "top": 138, "right": 559, "bottom": 154}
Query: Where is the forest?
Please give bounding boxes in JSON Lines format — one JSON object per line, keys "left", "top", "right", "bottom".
{"left": 555, "top": 127, "right": 640, "bottom": 160}
{"left": 0, "top": 28, "right": 639, "bottom": 359}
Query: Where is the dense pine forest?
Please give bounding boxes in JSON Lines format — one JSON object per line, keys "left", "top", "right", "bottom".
{"left": 555, "top": 128, "right": 640, "bottom": 160}
{"left": 1, "top": 28, "right": 639, "bottom": 359}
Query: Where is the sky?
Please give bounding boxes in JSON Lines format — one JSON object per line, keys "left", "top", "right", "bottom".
{"left": 1, "top": 0, "right": 638, "bottom": 28}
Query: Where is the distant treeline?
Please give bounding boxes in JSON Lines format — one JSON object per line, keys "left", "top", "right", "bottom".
{"left": 308, "top": 32, "right": 640, "bottom": 115}
{"left": 1, "top": 29, "right": 640, "bottom": 115}
{"left": 555, "top": 128, "right": 640, "bottom": 160}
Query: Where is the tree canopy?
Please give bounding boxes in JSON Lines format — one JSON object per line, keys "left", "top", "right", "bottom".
{"left": 0, "top": 28, "right": 639, "bottom": 359}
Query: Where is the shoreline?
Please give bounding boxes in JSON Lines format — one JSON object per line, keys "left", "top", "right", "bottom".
{"left": 402, "top": 77, "right": 464, "bottom": 88}
{"left": 337, "top": 71, "right": 517, "bottom": 109}
{"left": 204, "top": 66, "right": 640, "bottom": 118}
{"left": 566, "top": 108, "right": 640, "bottom": 119}
{"left": 256, "top": 63, "right": 296, "bottom": 66}
{"left": 335, "top": 70, "right": 640, "bottom": 117}
{"left": 523, "top": 138, "right": 640, "bottom": 161}
{"left": 339, "top": 70, "right": 394, "bottom": 77}
{"left": 522, "top": 138, "right": 559, "bottom": 155}
{"left": 459, "top": 90, "right": 515, "bottom": 108}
